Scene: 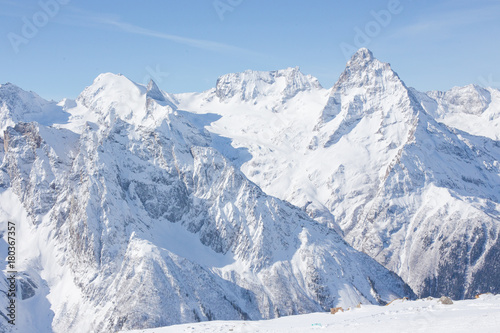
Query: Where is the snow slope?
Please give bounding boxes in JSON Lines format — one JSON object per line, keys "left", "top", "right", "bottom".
{"left": 0, "top": 75, "right": 412, "bottom": 332}
{"left": 123, "top": 293, "right": 500, "bottom": 333}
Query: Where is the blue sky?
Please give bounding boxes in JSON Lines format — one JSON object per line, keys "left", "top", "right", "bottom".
{"left": 1, "top": 0, "right": 499, "bottom": 101}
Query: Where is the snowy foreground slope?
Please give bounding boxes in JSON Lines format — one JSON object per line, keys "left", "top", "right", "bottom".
{"left": 0, "top": 76, "right": 412, "bottom": 332}
{"left": 123, "top": 294, "right": 500, "bottom": 333}
{"left": 176, "top": 49, "right": 500, "bottom": 299}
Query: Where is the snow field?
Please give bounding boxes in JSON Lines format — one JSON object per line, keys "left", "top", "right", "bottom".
{"left": 124, "top": 294, "right": 500, "bottom": 333}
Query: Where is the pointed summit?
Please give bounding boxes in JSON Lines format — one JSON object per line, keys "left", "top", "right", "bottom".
{"left": 81, "top": 73, "right": 144, "bottom": 102}
{"left": 348, "top": 48, "right": 374, "bottom": 65}
{"left": 334, "top": 49, "right": 398, "bottom": 90}
{"left": 337, "top": 48, "right": 400, "bottom": 88}
{"left": 146, "top": 79, "right": 165, "bottom": 101}
{"left": 318, "top": 48, "right": 418, "bottom": 138}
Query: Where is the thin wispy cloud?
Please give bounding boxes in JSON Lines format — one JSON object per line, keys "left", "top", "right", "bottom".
{"left": 58, "top": 7, "right": 265, "bottom": 58}
{"left": 104, "top": 19, "right": 258, "bottom": 55}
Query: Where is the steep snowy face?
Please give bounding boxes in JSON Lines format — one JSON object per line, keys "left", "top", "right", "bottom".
{"left": 316, "top": 47, "right": 419, "bottom": 145}
{"left": 302, "top": 51, "right": 500, "bottom": 299}
{"left": 350, "top": 113, "right": 500, "bottom": 298}
{"left": 215, "top": 67, "right": 322, "bottom": 102}
{"left": 412, "top": 85, "right": 500, "bottom": 140}
{"left": 302, "top": 48, "right": 422, "bottom": 231}
{"left": 146, "top": 79, "right": 165, "bottom": 101}
{"left": 0, "top": 74, "right": 413, "bottom": 333}
{"left": 301, "top": 51, "right": 500, "bottom": 299}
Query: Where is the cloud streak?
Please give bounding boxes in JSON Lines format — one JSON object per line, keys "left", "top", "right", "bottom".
{"left": 105, "top": 19, "right": 255, "bottom": 55}
{"left": 60, "top": 7, "right": 265, "bottom": 58}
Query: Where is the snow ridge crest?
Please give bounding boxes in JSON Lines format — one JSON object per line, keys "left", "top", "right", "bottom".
{"left": 215, "top": 67, "right": 322, "bottom": 101}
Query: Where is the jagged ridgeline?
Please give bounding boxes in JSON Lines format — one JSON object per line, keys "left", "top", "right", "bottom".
{"left": 0, "top": 70, "right": 413, "bottom": 332}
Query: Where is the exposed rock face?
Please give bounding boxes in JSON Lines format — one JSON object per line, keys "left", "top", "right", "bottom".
{"left": 215, "top": 67, "right": 322, "bottom": 102}
{"left": 439, "top": 296, "right": 453, "bottom": 305}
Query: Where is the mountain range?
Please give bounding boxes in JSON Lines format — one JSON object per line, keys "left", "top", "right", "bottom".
{"left": 1, "top": 48, "right": 499, "bottom": 332}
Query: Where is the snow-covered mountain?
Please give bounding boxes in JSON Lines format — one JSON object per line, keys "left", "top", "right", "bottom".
{"left": 176, "top": 48, "right": 500, "bottom": 300}
{"left": 215, "top": 67, "right": 322, "bottom": 103}
{"left": 0, "top": 74, "right": 413, "bottom": 332}
{"left": 411, "top": 84, "right": 500, "bottom": 140}
{"left": 0, "top": 83, "right": 70, "bottom": 134}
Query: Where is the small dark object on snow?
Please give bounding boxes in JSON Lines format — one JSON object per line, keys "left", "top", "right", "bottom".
{"left": 439, "top": 296, "right": 453, "bottom": 305}
{"left": 330, "top": 307, "right": 344, "bottom": 314}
